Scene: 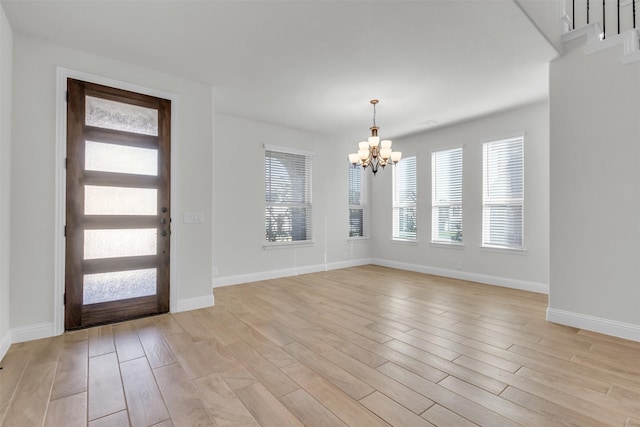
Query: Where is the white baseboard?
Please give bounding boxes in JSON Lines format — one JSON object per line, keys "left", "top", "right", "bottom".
{"left": 371, "top": 258, "right": 549, "bottom": 294}
{"left": 547, "top": 308, "right": 640, "bottom": 342}
{"left": 0, "top": 329, "right": 11, "bottom": 361}
{"left": 11, "top": 322, "right": 55, "bottom": 344}
{"left": 175, "top": 294, "right": 214, "bottom": 313}
{"left": 212, "top": 258, "right": 372, "bottom": 288}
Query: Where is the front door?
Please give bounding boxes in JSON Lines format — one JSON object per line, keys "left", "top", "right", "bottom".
{"left": 65, "top": 78, "right": 171, "bottom": 329}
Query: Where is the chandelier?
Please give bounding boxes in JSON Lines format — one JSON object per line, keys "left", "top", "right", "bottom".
{"left": 348, "top": 99, "right": 401, "bottom": 175}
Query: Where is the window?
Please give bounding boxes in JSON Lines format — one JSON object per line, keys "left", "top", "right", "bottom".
{"left": 348, "top": 166, "right": 367, "bottom": 238}
{"left": 265, "top": 147, "right": 312, "bottom": 244}
{"left": 393, "top": 156, "right": 417, "bottom": 240}
{"left": 482, "top": 137, "right": 524, "bottom": 249}
{"left": 432, "top": 147, "right": 463, "bottom": 244}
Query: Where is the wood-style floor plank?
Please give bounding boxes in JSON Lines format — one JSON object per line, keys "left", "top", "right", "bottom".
{"left": 113, "top": 321, "right": 145, "bottom": 363}
{"left": 153, "top": 363, "right": 215, "bottom": 427}
{"left": 135, "top": 318, "right": 177, "bottom": 369}
{"left": 421, "top": 404, "right": 478, "bottom": 427}
{"left": 280, "top": 388, "right": 349, "bottom": 427}
{"left": 192, "top": 372, "right": 260, "bottom": 427}
{"left": 281, "top": 362, "right": 390, "bottom": 427}
{"left": 1, "top": 361, "right": 57, "bottom": 427}
{"left": 88, "top": 410, "right": 131, "bottom": 427}
{"left": 360, "top": 391, "right": 435, "bottom": 427}
{"left": 1, "top": 265, "right": 639, "bottom": 426}
{"left": 43, "top": 392, "right": 87, "bottom": 427}
{"left": 120, "top": 357, "right": 169, "bottom": 427}
{"left": 234, "top": 382, "right": 304, "bottom": 427}
{"left": 0, "top": 348, "right": 30, "bottom": 422}
{"left": 376, "top": 362, "right": 517, "bottom": 427}
{"left": 88, "top": 352, "right": 126, "bottom": 421}
{"left": 88, "top": 325, "right": 115, "bottom": 357}
{"left": 51, "top": 340, "right": 88, "bottom": 400}
{"left": 224, "top": 341, "right": 298, "bottom": 397}
{"left": 283, "top": 341, "right": 374, "bottom": 400}
{"left": 320, "top": 346, "right": 435, "bottom": 415}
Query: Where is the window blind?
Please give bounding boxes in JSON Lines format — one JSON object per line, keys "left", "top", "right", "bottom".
{"left": 393, "top": 156, "right": 417, "bottom": 240}
{"left": 432, "top": 147, "right": 463, "bottom": 243}
{"left": 348, "top": 166, "right": 367, "bottom": 238}
{"left": 265, "top": 149, "right": 312, "bottom": 243}
{"left": 482, "top": 137, "right": 524, "bottom": 249}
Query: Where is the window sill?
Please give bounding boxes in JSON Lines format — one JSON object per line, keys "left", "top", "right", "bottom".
{"left": 430, "top": 242, "right": 464, "bottom": 250}
{"left": 264, "top": 241, "right": 315, "bottom": 250}
{"left": 479, "top": 245, "right": 527, "bottom": 255}
{"left": 348, "top": 236, "right": 369, "bottom": 242}
{"left": 391, "top": 238, "right": 419, "bottom": 245}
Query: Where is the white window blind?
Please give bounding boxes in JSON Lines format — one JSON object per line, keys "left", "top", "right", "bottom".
{"left": 432, "top": 147, "right": 463, "bottom": 244}
{"left": 265, "top": 148, "right": 312, "bottom": 243}
{"left": 482, "top": 137, "right": 524, "bottom": 249}
{"left": 393, "top": 156, "right": 417, "bottom": 240}
{"left": 348, "top": 166, "right": 367, "bottom": 238}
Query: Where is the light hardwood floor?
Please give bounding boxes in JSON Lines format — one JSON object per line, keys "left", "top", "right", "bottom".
{"left": 1, "top": 265, "right": 639, "bottom": 426}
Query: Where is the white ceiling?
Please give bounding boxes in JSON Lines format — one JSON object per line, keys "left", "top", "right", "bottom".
{"left": 2, "top": 0, "right": 558, "bottom": 141}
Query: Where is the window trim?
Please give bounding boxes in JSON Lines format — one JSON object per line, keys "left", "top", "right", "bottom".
{"left": 392, "top": 155, "right": 417, "bottom": 241}
{"left": 348, "top": 165, "right": 368, "bottom": 240}
{"left": 481, "top": 136, "right": 525, "bottom": 251}
{"left": 431, "top": 146, "right": 463, "bottom": 246}
{"left": 264, "top": 144, "right": 314, "bottom": 248}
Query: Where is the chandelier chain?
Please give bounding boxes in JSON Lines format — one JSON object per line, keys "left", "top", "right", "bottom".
{"left": 372, "top": 102, "right": 377, "bottom": 128}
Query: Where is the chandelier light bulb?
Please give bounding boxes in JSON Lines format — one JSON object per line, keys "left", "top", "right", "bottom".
{"left": 381, "top": 140, "right": 392, "bottom": 149}
{"left": 391, "top": 151, "right": 402, "bottom": 163}
{"left": 349, "top": 153, "right": 359, "bottom": 164}
{"left": 358, "top": 141, "right": 369, "bottom": 150}
{"left": 368, "top": 136, "right": 380, "bottom": 147}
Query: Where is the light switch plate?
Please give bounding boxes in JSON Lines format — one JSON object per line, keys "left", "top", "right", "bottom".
{"left": 184, "top": 212, "right": 204, "bottom": 223}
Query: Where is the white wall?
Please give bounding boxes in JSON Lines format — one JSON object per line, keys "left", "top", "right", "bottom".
{"left": 10, "top": 35, "right": 214, "bottom": 335}
{"left": 0, "top": 3, "right": 13, "bottom": 356}
{"left": 369, "top": 102, "right": 550, "bottom": 293}
{"left": 549, "top": 38, "right": 640, "bottom": 340}
{"left": 212, "top": 113, "right": 370, "bottom": 286}
{"left": 515, "top": 0, "right": 564, "bottom": 54}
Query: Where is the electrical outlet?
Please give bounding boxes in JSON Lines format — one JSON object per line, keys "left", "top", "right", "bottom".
{"left": 213, "top": 267, "right": 219, "bottom": 277}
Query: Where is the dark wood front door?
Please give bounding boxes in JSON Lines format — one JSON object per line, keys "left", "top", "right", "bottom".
{"left": 65, "top": 78, "right": 171, "bottom": 329}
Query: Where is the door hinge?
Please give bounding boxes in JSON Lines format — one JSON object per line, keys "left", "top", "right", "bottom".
{"left": 63, "top": 293, "right": 66, "bottom": 305}
{"left": 65, "top": 91, "right": 69, "bottom": 102}
{"left": 64, "top": 225, "right": 66, "bottom": 237}
{"left": 65, "top": 158, "right": 68, "bottom": 169}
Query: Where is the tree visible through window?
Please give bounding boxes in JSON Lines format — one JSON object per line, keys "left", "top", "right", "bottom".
{"left": 393, "top": 156, "right": 417, "bottom": 240}
{"left": 265, "top": 148, "right": 312, "bottom": 243}
{"left": 482, "top": 137, "right": 524, "bottom": 249}
{"left": 432, "top": 147, "right": 463, "bottom": 243}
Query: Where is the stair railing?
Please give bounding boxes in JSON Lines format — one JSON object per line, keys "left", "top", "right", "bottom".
{"left": 571, "top": 0, "right": 637, "bottom": 38}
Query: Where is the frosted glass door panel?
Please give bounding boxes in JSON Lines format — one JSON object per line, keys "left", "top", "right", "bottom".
{"left": 85, "top": 186, "right": 157, "bottom": 215}
{"left": 84, "top": 228, "right": 157, "bottom": 260}
{"left": 85, "top": 95, "right": 158, "bottom": 136}
{"left": 85, "top": 141, "right": 158, "bottom": 176}
{"left": 83, "top": 268, "right": 157, "bottom": 304}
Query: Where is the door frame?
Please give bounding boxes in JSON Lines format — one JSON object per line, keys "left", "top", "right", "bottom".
{"left": 54, "top": 67, "right": 179, "bottom": 335}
